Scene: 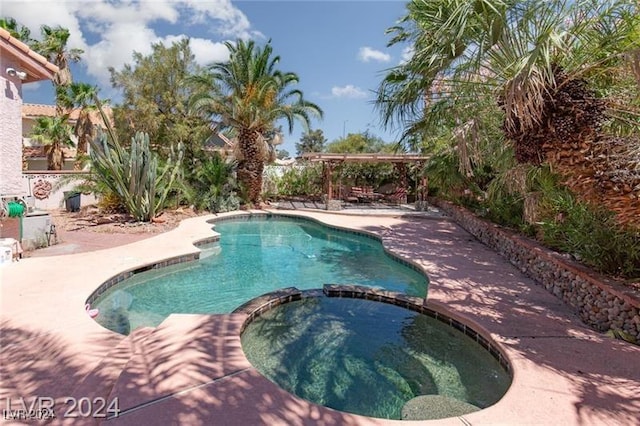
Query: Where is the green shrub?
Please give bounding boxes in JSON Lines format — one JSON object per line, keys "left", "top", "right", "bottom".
{"left": 485, "top": 195, "right": 525, "bottom": 230}
{"left": 277, "top": 164, "right": 323, "bottom": 198}
{"left": 186, "top": 152, "right": 239, "bottom": 213}
{"left": 538, "top": 189, "right": 640, "bottom": 278}
{"left": 340, "top": 162, "right": 396, "bottom": 188}
{"left": 423, "top": 152, "right": 471, "bottom": 200}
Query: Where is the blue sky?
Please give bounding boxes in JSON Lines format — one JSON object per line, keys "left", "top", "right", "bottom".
{"left": 4, "top": 0, "right": 411, "bottom": 156}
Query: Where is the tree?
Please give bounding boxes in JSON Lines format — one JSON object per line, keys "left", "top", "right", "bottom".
{"left": 109, "top": 39, "right": 211, "bottom": 168}
{"left": 296, "top": 129, "right": 326, "bottom": 156}
{"left": 190, "top": 39, "right": 323, "bottom": 205}
{"left": 30, "top": 115, "right": 74, "bottom": 170}
{"left": 35, "top": 25, "right": 83, "bottom": 92}
{"left": 62, "top": 83, "right": 102, "bottom": 169}
{"left": 276, "top": 149, "right": 290, "bottom": 159}
{"left": 377, "top": 0, "right": 640, "bottom": 225}
{"left": 325, "top": 131, "right": 390, "bottom": 153}
{"left": 0, "top": 17, "right": 36, "bottom": 45}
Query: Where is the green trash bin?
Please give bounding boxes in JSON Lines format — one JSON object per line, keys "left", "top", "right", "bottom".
{"left": 64, "top": 191, "right": 81, "bottom": 212}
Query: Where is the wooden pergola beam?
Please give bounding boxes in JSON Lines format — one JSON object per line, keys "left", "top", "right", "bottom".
{"left": 301, "top": 152, "right": 430, "bottom": 163}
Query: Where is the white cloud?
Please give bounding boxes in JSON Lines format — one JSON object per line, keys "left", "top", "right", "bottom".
{"left": 3, "top": 2, "right": 88, "bottom": 54}
{"left": 162, "top": 35, "right": 230, "bottom": 65}
{"left": 3, "top": 1, "right": 256, "bottom": 87}
{"left": 400, "top": 46, "right": 415, "bottom": 64}
{"left": 188, "top": 38, "right": 230, "bottom": 64}
{"left": 357, "top": 46, "right": 391, "bottom": 63}
{"left": 331, "top": 85, "right": 368, "bottom": 99}
{"left": 23, "top": 81, "right": 43, "bottom": 91}
{"left": 181, "top": 0, "right": 260, "bottom": 39}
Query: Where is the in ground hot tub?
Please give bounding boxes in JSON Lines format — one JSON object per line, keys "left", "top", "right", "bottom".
{"left": 240, "top": 287, "right": 512, "bottom": 420}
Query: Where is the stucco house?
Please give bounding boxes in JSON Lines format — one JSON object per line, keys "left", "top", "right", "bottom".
{"left": 0, "top": 27, "right": 59, "bottom": 197}
{"left": 0, "top": 28, "right": 59, "bottom": 251}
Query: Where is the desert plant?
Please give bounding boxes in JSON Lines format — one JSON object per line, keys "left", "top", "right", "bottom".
{"left": 89, "top": 131, "right": 183, "bottom": 221}
{"left": 30, "top": 115, "right": 75, "bottom": 170}
{"left": 190, "top": 39, "right": 322, "bottom": 205}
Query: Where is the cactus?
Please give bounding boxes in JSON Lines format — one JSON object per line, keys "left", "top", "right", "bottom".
{"left": 89, "top": 107, "right": 183, "bottom": 222}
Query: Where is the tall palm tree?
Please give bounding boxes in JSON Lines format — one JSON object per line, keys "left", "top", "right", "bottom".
{"left": 36, "top": 25, "right": 83, "bottom": 89}
{"left": 190, "top": 39, "right": 323, "bottom": 205}
{"left": 32, "top": 25, "right": 83, "bottom": 169}
{"left": 30, "top": 115, "right": 74, "bottom": 170}
{"left": 66, "top": 83, "right": 101, "bottom": 169}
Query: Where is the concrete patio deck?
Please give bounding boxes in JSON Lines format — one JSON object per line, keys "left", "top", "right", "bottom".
{"left": 1, "top": 209, "right": 638, "bottom": 425}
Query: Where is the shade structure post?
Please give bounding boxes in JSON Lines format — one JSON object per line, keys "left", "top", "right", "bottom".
{"left": 394, "top": 162, "right": 408, "bottom": 203}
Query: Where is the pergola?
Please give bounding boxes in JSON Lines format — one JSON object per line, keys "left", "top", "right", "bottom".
{"left": 300, "top": 153, "right": 430, "bottom": 206}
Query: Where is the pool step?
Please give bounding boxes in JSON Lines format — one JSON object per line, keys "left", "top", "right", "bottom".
{"left": 69, "top": 327, "right": 155, "bottom": 404}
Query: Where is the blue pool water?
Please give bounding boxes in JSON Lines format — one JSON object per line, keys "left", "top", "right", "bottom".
{"left": 93, "top": 216, "right": 428, "bottom": 333}
{"left": 242, "top": 297, "right": 511, "bottom": 420}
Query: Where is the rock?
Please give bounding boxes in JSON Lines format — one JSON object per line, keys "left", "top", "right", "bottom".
{"left": 94, "top": 216, "right": 115, "bottom": 225}
{"left": 401, "top": 395, "right": 480, "bottom": 420}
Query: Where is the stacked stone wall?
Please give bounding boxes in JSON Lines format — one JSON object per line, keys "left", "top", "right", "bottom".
{"left": 431, "top": 198, "right": 640, "bottom": 342}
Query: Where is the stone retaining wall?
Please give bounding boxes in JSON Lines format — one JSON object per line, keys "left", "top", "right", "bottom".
{"left": 430, "top": 198, "right": 640, "bottom": 342}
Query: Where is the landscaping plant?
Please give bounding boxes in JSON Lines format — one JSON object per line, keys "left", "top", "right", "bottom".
{"left": 90, "top": 131, "right": 183, "bottom": 222}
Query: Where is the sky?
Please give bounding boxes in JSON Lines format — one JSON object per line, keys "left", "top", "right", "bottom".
{"left": 3, "top": 0, "right": 413, "bottom": 156}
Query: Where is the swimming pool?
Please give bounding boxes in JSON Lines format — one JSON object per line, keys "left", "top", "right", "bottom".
{"left": 92, "top": 216, "right": 428, "bottom": 334}
{"left": 241, "top": 295, "right": 511, "bottom": 420}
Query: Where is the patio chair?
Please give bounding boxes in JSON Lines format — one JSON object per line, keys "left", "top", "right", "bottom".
{"left": 349, "top": 187, "right": 369, "bottom": 203}
{"left": 363, "top": 186, "right": 383, "bottom": 202}
{"left": 385, "top": 187, "right": 407, "bottom": 205}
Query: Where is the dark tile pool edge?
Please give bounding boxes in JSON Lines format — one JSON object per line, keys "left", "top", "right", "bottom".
{"left": 233, "top": 287, "right": 306, "bottom": 334}
{"left": 236, "top": 284, "right": 513, "bottom": 378}
{"left": 85, "top": 237, "right": 219, "bottom": 306}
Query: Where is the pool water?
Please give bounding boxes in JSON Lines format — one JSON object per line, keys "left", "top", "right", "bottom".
{"left": 241, "top": 297, "right": 511, "bottom": 420}
{"left": 93, "top": 217, "right": 427, "bottom": 334}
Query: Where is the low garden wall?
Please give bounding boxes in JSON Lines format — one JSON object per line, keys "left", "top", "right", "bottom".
{"left": 21, "top": 170, "right": 98, "bottom": 210}
{"left": 430, "top": 198, "right": 640, "bottom": 342}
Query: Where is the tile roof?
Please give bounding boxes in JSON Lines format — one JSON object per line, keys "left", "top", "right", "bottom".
{"left": 23, "top": 103, "right": 113, "bottom": 127}
{"left": 0, "top": 27, "right": 59, "bottom": 82}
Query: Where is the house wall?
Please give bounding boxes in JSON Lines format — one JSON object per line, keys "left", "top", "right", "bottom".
{"left": 0, "top": 55, "right": 25, "bottom": 197}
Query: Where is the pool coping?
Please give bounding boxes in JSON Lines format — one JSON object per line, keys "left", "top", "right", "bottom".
{"left": 1, "top": 209, "right": 639, "bottom": 425}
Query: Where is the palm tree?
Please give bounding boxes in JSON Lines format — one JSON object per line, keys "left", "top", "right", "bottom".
{"left": 66, "top": 83, "right": 101, "bottom": 169}
{"left": 377, "top": 0, "right": 640, "bottom": 223}
{"left": 0, "top": 17, "right": 36, "bottom": 45}
{"left": 35, "top": 25, "right": 83, "bottom": 115}
{"left": 30, "top": 115, "right": 74, "bottom": 170}
{"left": 190, "top": 39, "right": 323, "bottom": 206}
{"left": 36, "top": 25, "right": 83, "bottom": 87}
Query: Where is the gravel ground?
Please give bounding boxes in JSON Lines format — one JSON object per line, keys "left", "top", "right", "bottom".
{"left": 49, "top": 205, "right": 205, "bottom": 235}
{"left": 23, "top": 206, "right": 207, "bottom": 257}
